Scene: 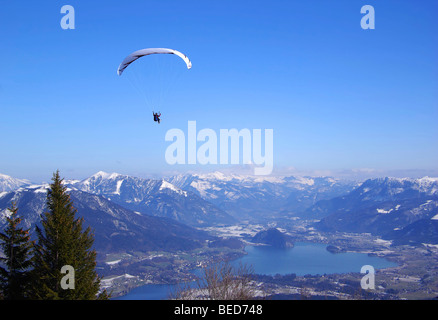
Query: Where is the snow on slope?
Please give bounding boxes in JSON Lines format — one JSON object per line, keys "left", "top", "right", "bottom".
{"left": 0, "top": 173, "right": 30, "bottom": 192}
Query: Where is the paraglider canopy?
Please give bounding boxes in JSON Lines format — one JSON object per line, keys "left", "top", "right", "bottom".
{"left": 117, "top": 48, "right": 192, "bottom": 76}
{"left": 117, "top": 47, "right": 192, "bottom": 118}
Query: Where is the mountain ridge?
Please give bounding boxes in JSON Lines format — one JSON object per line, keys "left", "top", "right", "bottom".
{"left": 68, "top": 171, "right": 236, "bottom": 227}
{"left": 167, "top": 172, "right": 358, "bottom": 221}
{"left": 0, "top": 185, "right": 214, "bottom": 256}
{"left": 310, "top": 177, "right": 438, "bottom": 243}
{"left": 2, "top": 171, "right": 438, "bottom": 245}
{"left": 0, "top": 173, "right": 31, "bottom": 192}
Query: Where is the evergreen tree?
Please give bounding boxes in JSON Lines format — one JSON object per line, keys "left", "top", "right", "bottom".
{"left": 31, "top": 170, "right": 109, "bottom": 299}
{"left": 0, "top": 202, "right": 34, "bottom": 300}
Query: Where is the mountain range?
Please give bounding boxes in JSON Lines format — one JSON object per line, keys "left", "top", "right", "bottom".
{"left": 167, "top": 172, "right": 358, "bottom": 221}
{"left": 68, "top": 171, "right": 236, "bottom": 227}
{"left": 310, "top": 177, "right": 438, "bottom": 244}
{"left": 1, "top": 172, "right": 438, "bottom": 248}
{"left": 0, "top": 183, "right": 213, "bottom": 257}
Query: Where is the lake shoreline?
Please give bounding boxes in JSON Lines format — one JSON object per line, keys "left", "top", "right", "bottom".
{"left": 113, "top": 238, "right": 400, "bottom": 300}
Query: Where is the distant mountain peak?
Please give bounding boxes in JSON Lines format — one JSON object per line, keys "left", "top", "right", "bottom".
{"left": 91, "top": 171, "right": 123, "bottom": 180}
{"left": 0, "top": 173, "right": 31, "bottom": 192}
{"left": 159, "top": 180, "right": 187, "bottom": 197}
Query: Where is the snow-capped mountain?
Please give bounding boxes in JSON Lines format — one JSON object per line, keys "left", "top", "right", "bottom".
{"left": 311, "top": 177, "right": 438, "bottom": 242}
{"left": 3, "top": 171, "right": 437, "bottom": 245}
{"left": 167, "top": 172, "right": 358, "bottom": 220}
{"left": 69, "top": 171, "right": 236, "bottom": 227}
{"left": 0, "top": 184, "right": 213, "bottom": 256}
{"left": 0, "top": 173, "right": 30, "bottom": 192}
{"left": 0, "top": 184, "right": 48, "bottom": 230}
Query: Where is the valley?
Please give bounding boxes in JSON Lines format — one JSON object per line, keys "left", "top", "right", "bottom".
{"left": 1, "top": 171, "right": 437, "bottom": 300}
{"left": 104, "top": 222, "right": 438, "bottom": 300}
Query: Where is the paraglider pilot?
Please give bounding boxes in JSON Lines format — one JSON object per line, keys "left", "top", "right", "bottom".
{"left": 153, "top": 112, "right": 161, "bottom": 124}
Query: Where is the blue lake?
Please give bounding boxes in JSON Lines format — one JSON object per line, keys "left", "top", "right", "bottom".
{"left": 234, "top": 243, "right": 396, "bottom": 276}
{"left": 115, "top": 242, "right": 397, "bottom": 300}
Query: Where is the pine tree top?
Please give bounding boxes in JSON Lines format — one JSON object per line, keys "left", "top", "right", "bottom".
{"left": 32, "top": 170, "right": 109, "bottom": 300}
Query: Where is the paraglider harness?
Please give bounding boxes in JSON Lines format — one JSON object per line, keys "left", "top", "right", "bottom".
{"left": 153, "top": 111, "right": 161, "bottom": 124}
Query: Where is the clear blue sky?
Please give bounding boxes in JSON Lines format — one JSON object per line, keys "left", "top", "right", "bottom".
{"left": 0, "top": 0, "right": 437, "bottom": 182}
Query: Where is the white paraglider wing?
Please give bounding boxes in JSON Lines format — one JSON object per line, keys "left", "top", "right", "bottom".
{"left": 117, "top": 48, "right": 192, "bottom": 76}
